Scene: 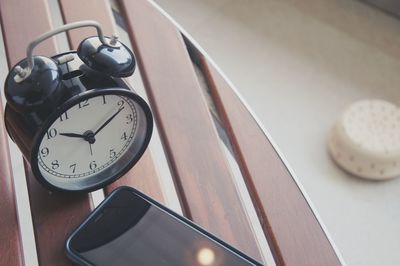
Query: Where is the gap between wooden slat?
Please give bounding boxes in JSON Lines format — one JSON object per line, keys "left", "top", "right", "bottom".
{"left": 48, "top": 0, "right": 69, "bottom": 53}
{"left": 193, "top": 63, "right": 274, "bottom": 265}
{"left": 220, "top": 141, "right": 276, "bottom": 266}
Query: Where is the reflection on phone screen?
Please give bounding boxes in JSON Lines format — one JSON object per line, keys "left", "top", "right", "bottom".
{"left": 69, "top": 189, "right": 259, "bottom": 265}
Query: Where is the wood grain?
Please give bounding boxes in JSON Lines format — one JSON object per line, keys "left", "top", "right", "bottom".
{"left": 200, "top": 57, "right": 341, "bottom": 265}
{"left": 119, "top": 0, "right": 263, "bottom": 261}
{"left": 59, "top": 0, "right": 164, "bottom": 202}
{"left": 0, "top": 0, "right": 92, "bottom": 265}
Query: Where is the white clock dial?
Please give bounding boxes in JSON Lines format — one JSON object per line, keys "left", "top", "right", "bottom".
{"left": 37, "top": 94, "right": 137, "bottom": 181}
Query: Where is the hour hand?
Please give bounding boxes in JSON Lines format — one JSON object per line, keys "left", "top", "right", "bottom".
{"left": 59, "top": 132, "right": 86, "bottom": 139}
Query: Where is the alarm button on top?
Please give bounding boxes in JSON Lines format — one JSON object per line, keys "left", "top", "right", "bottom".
{"left": 77, "top": 36, "right": 136, "bottom": 77}
{"left": 5, "top": 56, "right": 63, "bottom": 113}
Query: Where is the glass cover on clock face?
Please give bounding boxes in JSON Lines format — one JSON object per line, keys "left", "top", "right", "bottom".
{"left": 36, "top": 93, "right": 149, "bottom": 191}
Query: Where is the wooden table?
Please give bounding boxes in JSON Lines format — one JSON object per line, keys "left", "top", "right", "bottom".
{"left": 0, "top": 0, "right": 343, "bottom": 265}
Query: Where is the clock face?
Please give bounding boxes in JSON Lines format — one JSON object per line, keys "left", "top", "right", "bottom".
{"left": 37, "top": 94, "right": 138, "bottom": 182}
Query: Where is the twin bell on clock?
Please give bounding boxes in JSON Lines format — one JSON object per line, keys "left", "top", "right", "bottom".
{"left": 3, "top": 21, "right": 153, "bottom": 192}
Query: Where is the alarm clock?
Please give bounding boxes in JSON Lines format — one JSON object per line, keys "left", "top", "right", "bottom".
{"left": 3, "top": 21, "right": 153, "bottom": 192}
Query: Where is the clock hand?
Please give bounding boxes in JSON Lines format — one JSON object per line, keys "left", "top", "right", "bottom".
{"left": 59, "top": 132, "right": 86, "bottom": 139}
{"left": 60, "top": 106, "right": 124, "bottom": 141}
{"left": 60, "top": 131, "right": 96, "bottom": 144}
{"left": 94, "top": 106, "right": 125, "bottom": 136}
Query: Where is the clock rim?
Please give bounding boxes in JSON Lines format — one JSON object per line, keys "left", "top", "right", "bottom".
{"left": 30, "top": 88, "right": 153, "bottom": 193}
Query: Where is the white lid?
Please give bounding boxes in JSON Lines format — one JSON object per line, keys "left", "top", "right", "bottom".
{"left": 328, "top": 99, "right": 400, "bottom": 180}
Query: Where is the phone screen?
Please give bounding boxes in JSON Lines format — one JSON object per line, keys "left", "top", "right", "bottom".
{"left": 67, "top": 188, "right": 261, "bottom": 266}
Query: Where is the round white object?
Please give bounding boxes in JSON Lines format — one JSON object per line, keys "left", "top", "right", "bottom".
{"left": 328, "top": 99, "right": 400, "bottom": 180}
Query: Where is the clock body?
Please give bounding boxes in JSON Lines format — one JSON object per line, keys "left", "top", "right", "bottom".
{"left": 4, "top": 52, "right": 153, "bottom": 192}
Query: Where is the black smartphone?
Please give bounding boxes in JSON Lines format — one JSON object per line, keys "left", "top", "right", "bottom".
{"left": 65, "top": 186, "right": 263, "bottom": 266}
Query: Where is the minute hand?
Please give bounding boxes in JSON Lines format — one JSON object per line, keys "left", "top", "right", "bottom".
{"left": 94, "top": 106, "right": 125, "bottom": 136}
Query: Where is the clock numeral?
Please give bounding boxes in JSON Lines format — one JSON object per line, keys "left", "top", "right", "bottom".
{"left": 70, "top": 163, "right": 77, "bottom": 173}
{"left": 51, "top": 160, "right": 60, "bottom": 170}
{"left": 46, "top": 128, "right": 58, "bottom": 139}
{"left": 89, "top": 161, "right": 97, "bottom": 170}
{"left": 121, "top": 132, "right": 127, "bottom": 141}
{"left": 78, "top": 99, "right": 89, "bottom": 109}
{"left": 40, "top": 147, "right": 49, "bottom": 157}
{"left": 102, "top": 95, "right": 107, "bottom": 104}
{"left": 59, "top": 111, "right": 69, "bottom": 122}
{"left": 126, "top": 114, "right": 133, "bottom": 124}
{"left": 110, "top": 149, "right": 117, "bottom": 158}
{"left": 117, "top": 100, "right": 125, "bottom": 108}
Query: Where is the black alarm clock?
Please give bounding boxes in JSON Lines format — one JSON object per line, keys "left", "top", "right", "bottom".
{"left": 3, "top": 20, "right": 153, "bottom": 192}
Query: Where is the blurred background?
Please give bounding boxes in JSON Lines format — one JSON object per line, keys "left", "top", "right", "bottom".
{"left": 153, "top": 0, "right": 400, "bottom": 265}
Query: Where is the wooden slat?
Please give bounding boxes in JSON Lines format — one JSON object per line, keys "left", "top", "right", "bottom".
{"left": 0, "top": 0, "right": 57, "bottom": 60}
{"left": 0, "top": 1, "right": 93, "bottom": 265}
{"left": 119, "top": 0, "right": 263, "bottom": 261}
{"left": 59, "top": 0, "right": 164, "bottom": 202}
{"left": 200, "top": 57, "right": 342, "bottom": 265}
{"left": 0, "top": 96, "right": 23, "bottom": 265}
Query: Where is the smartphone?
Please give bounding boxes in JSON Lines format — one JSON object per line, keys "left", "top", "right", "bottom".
{"left": 65, "top": 186, "right": 263, "bottom": 266}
